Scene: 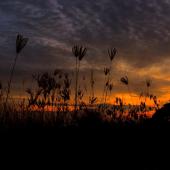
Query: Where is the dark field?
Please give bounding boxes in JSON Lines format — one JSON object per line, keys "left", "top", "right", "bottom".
{"left": 0, "top": 103, "right": 170, "bottom": 130}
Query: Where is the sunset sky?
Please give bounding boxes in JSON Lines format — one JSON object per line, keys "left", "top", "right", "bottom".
{"left": 1, "top": 0, "right": 170, "bottom": 104}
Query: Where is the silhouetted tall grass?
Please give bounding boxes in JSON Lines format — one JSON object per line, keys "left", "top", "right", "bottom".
{"left": 5, "top": 34, "right": 28, "bottom": 107}
{"left": 102, "top": 48, "right": 117, "bottom": 106}
{"left": 72, "top": 45, "right": 87, "bottom": 111}
{"left": 89, "top": 69, "right": 97, "bottom": 106}
{"left": 0, "top": 34, "right": 168, "bottom": 129}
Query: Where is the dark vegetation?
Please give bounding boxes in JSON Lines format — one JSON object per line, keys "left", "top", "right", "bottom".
{"left": 0, "top": 34, "right": 170, "bottom": 130}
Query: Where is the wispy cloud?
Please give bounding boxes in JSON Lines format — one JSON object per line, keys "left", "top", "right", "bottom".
{"left": 1, "top": 0, "right": 170, "bottom": 99}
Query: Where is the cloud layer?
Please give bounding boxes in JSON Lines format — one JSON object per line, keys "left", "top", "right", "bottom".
{"left": 1, "top": 0, "right": 170, "bottom": 100}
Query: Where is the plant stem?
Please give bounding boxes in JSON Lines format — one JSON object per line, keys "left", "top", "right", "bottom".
{"left": 127, "top": 85, "right": 134, "bottom": 105}
{"left": 5, "top": 53, "right": 19, "bottom": 107}
{"left": 101, "top": 75, "right": 107, "bottom": 104}
{"left": 77, "top": 60, "right": 81, "bottom": 109}
{"left": 75, "top": 57, "right": 78, "bottom": 111}
{"left": 104, "top": 77, "right": 109, "bottom": 104}
{"left": 91, "top": 69, "right": 94, "bottom": 99}
{"left": 104, "top": 65, "right": 111, "bottom": 105}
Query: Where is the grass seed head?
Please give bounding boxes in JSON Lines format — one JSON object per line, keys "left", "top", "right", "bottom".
{"left": 108, "top": 48, "right": 117, "bottom": 61}
{"left": 104, "top": 67, "right": 110, "bottom": 76}
{"left": 16, "top": 34, "right": 28, "bottom": 54}
{"left": 72, "top": 45, "right": 87, "bottom": 60}
{"left": 120, "top": 76, "right": 129, "bottom": 85}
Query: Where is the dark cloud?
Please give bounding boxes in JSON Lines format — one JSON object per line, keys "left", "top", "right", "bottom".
{"left": 1, "top": 0, "right": 170, "bottom": 98}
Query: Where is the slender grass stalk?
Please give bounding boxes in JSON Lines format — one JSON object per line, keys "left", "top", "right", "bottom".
{"left": 75, "top": 56, "right": 78, "bottom": 111}
{"left": 89, "top": 69, "right": 97, "bottom": 106}
{"left": 72, "top": 45, "right": 87, "bottom": 112}
{"left": 127, "top": 85, "right": 134, "bottom": 104}
{"left": 101, "top": 70, "right": 107, "bottom": 103}
{"left": 104, "top": 77, "right": 110, "bottom": 104}
{"left": 5, "top": 53, "right": 19, "bottom": 106}
{"left": 145, "top": 79, "right": 151, "bottom": 104}
{"left": 120, "top": 76, "right": 134, "bottom": 105}
{"left": 102, "top": 48, "right": 117, "bottom": 106}
{"left": 76, "top": 59, "right": 81, "bottom": 109}
{"left": 90, "top": 69, "right": 94, "bottom": 99}
{"left": 5, "top": 34, "right": 28, "bottom": 108}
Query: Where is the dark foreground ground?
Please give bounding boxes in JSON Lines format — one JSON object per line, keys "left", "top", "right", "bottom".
{"left": 1, "top": 106, "right": 170, "bottom": 170}
{"left": 0, "top": 119, "right": 169, "bottom": 170}
{"left": 0, "top": 112, "right": 169, "bottom": 131}
{"left": 1, "top": 108, "right": 170, "bottom": 131}
{"left": 1, "top": 105, "right": 170, "bottom": 135}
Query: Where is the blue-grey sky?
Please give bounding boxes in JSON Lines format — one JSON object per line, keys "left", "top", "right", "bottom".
{"left": 1, "top": 0, "right": 170, "bottom": 101}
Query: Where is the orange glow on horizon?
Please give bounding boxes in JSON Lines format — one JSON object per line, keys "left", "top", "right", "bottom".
{"left": 12, "top": 91, "right": 170, "bottom": 107}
